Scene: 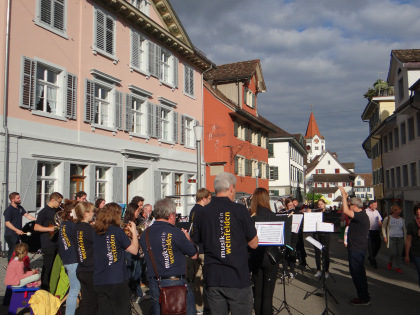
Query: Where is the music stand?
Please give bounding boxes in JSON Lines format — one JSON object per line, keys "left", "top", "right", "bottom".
{"left": 255, "top": 215, "right": 294, "bottom": 315}
{"left": 303, "top": 235, "right": 338, "bottom": 315}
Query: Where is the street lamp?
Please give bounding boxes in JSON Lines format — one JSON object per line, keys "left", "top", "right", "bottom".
{"left": 193, "top": 124, "right": 203, "bottom": 189}
{"left": 255, "top": 168, "right": 259, "bottom": 188}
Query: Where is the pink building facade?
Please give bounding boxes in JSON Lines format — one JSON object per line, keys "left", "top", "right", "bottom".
{"left": 0, "top": 0, "right": 213, "bottom": 243}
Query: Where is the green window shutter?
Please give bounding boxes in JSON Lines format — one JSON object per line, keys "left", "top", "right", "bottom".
{"left": 66, "top": 73, "right": 77, "bottom": 119}
{"left": 234, "top": 156, "right": 239, "bottom": 174}
{"left": 115, "top": 90, "right": 123, "bottom": 130}
{"left": 84, "top": 79, "right": 95, "bottom": 123}
{"left": 244, "top": 87, "right": 248, "bottom": 104}
{"left": 274, "top": 166, "right": 279, "bottom": 180}
{"left": 258, "top": 162, "right": 262, "bottom": 178}
{"left": 244, "top": 126, "right": 249, "bottom": 141}
{"left": 266, "top": 164, "right": 269, "bottom": 179}
{"left": 258, "top": 133, "right": 261, "bottom": 146}
{"left": 252, "top": 93, "right": 256, "bottom": 108}
{"left": 268, "top": 143, "right": 274, "bottom": 157}
{"left": 274, "top": 190, "right": 279, "bottom": 196}
{"left": 234, "top": 121, "right": 238, "bottom": 137}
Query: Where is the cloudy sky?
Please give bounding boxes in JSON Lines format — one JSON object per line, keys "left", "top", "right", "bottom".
{"left": 170, "top": 0, "right": 420, "bottom": 173}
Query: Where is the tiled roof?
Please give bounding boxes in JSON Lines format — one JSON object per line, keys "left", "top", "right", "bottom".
{"left": 342, "top": 162, "right": 355, "bottom": 170}
{"left": 314, "top": 187, "right": 338, "bottom": 194}
{"left": 313, "top": 174, "right": 355, "bottom": 182}
{"left": 392, "top": 49, "right": 420, "bottom": 63}
{"left": 305, "top": 112, "right": 323, "bottom": 139}
{"left": 258, "top": 116, "right": 292, "bottom": 138}
{"left": 357, "top": 173, "right": 373, "bottom": 186}
{"left": 204, "top": 60, "right": 260, "bottom": 82}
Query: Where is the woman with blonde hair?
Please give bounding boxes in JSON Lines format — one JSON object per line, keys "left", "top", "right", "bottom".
{"left": 382, "top": 205, "right": 406, "bottom": 273}
{"left": 93, "top": 203, "right": 138, "bottom": 315}
{"left": 4, "top": 243, "right": 40, "bottom": 287}
{"left": 249, "top": 188, "right": 279, "bottom": 315}
{"left": 74, "top": 202, "right": 98, "bottom": 314}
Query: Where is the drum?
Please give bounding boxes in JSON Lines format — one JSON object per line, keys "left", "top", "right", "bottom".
{"left": 20, "top": 221, "right": 41, "bottom": 253}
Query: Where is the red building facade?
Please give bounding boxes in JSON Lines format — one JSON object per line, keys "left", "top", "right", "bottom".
{"left": 203, "top": 60, "right": 272, "bottom": 193}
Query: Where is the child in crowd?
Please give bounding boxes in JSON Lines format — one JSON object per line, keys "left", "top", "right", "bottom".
{"left": 4, "top": 243, "right": 40, "bottom": 287}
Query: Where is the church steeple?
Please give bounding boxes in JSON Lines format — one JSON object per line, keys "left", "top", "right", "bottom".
{"left": 305, "top": 112, "right": 323, "bottom": 139}
{"left": 304, "top": 112, "right": 326, "bottom": 163}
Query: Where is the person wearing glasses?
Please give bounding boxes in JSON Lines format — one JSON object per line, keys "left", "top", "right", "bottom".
{"left": 338, "top": 187, "right": 370, "bottom": 306}
{"left": 34, "top": 192, "right": 63, "bottom": 291}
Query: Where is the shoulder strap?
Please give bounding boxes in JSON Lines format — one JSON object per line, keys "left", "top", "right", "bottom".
{"left": 146, "top": 228, "right": 160, "bottom": 285}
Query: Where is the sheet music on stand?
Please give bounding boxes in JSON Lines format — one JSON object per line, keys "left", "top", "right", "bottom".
{"left": 292, "top": 214, "right": 303, "bottom": 233}
{"left": 306, "top": 236, "right": 323, "bottom": 250}
{"left": 303, "top": 212, "right": 323, "bottom": 232}
{"left": 255, "top": 221, "right": 285, "bottom": 246}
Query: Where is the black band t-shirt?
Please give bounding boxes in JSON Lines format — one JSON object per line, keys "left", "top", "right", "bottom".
{"left": 58, "top": 220, "right": 77, "bottom": 265}
{"left": 196, "top": 196, "right": 257, "bottom": 288}
{"left": 35, "top": 206, "right": 59, "bottom": 248}
{"left": 74, "top": 222, "right": 95, "bottom": 273}
{"left": 347, "top": 210, "right": 370, "bottom": 251}
{"left": 140, "top": 221, "right": 197, "bottom": 278}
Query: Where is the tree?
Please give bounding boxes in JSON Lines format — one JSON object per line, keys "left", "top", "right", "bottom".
{"left": 363, "top": 79, "right": 394, "bottom": 100}
{"left": 305, "top": 193, "right": 324, "bottom": 204}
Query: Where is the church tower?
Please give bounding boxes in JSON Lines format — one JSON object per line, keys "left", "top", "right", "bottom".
{"left": 305, "top": 112, "right": 325, "bottom": 163}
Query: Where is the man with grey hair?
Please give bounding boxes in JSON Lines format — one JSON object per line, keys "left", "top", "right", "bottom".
{"left": 193, "top": 172, "right": 258, "bottom": 315}
{"left": 339, "top": 187, "right": 371, "bottom": 306}
{"left": 140, "top": 198, "right": 198, "bottom": 315}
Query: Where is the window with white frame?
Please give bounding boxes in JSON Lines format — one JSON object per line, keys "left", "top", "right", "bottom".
{"left": 184, "top": 117, "right": 195, "bottom": 147}
{"left": 130, "top": 30, "right": 149, "bottom": 74}
{"left": 93, "top": 8, "right": 116, "bottom": 59}
{"left": 261, "top": 135, "right": 267, "bottom": 148}
{"left": 20, "top": 57, "right": 77, "bottom": 119}
{"left": 160, "top": 49, "right": 173, "bottom": 85}
{"left": 244, "top": 87, "right": 255, "bottom": 108}
{"left": 35, "top": 0, "right": 67, "bottom": 37}
{"left": 160, "top": 107, "right": 171, "bottom": 141}
{"left": 95, "top": 167, "right": 108, "bottom": 199}
{"left": 35, "top": 64, "right": 61, "bottom": 115}
{"left": 94, "top": 84, "right": 111, "bottom": 127}
{"left": 234, "top": 156, "right": 245, "bottom": 176}
{"left": 184, "top": 64, "right": 194, "bottom": 97}
{"left": 261, "top": 162, "right": 267, "bottom": 179}
{"left": 130, "top": 95, "right": 147, "bottom": 135}
{"left": 130, "top": 0, "right": 149, "bottom": 15}
{"left": 251, "top": 160, "right": 258, "bottom": 177}
{"left": 36, "top": 162, "right": 58, "bottom": 209}
{"left": 251, "top": 130, "right": 258, "bottom": 145}
{"left": 161, "top": 172, "right": 170, "bottom": 199}
{"left": 187, "top": 174, "right": 196, "bottom": 202}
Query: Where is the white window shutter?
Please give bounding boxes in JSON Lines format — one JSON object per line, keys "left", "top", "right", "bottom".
{"left": 20, "top": 56, "right": 37, "bottom": 109}
{"left": 20, "top": 159, "right": 37, "bottom": 211}
{"left": 84, "top": 79, "right": 95, "bottom": 123}
{"left": 113, "top": 167, "right": 123, "bottom": 203}
{"left": 156, "top": 105, "right": 162, "bottom": 139}
{"left": 105, "top": 16, "right": 115, "bottom": 55}
{"left": 173, "top": 112, "right": 179, "bottom": 143}
{"left": 180, "top": 115, "right": 186, "bottom": 145}
{"left": 63, "top": 162, "right": 71, "bottom": 199}
{"left": 115, "top": 90, "right": 123, "bottom": 130}
{"left": 131, "top": 30, "right": 139, "bottom": 69}
{"left": 173, "top": 57, "right": 178, "bottom": 88}
{"left": 66, "top": 73, "right": 77, "bottom": 119}
{"left": 95, "top": 9, "right": 105, "bottom": 51}
{"left": 147, "top": 102, "right": 155, "bottom": 137}
{"left": 148, "top": 42, "right": 160, "bottom": 78}
{"left": 125, "top": 94, "right": 133, "bottom": 132}
{"left": 154, "top": 171, "right": 161, "bottom": 202}
{"left": 53, "top": 0, "right": 65, "bottom": 31}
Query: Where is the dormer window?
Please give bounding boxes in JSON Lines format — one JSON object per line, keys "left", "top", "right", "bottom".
{"left": 244, "top": 87, "right": 255, "bottom": 108}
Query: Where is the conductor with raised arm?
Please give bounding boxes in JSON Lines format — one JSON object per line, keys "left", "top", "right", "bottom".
{"left": 338, "top": 186, "right": 371, "bottom": 306}
{"left": 192, "top": 172, "right": 258, "bottom": 315}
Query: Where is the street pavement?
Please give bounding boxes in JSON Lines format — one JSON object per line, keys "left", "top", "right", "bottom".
{"left": 1, "top": 233, "right": 419, "bottom": 314}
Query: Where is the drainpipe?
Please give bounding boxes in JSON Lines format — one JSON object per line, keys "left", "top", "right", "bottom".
{"left": 200, "top": 64, "right": 212, "bottom": 189}
{"left": 1, "top": 0, "right": 12, "bottom": 254}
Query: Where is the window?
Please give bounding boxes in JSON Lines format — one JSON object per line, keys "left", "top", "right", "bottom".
{"left": 36, "top": 162, "right": 57, "bottom": 209}
{"left": 402, "top": 164, "right": 408, "bottom": 187}
{"left": 251, "top": 130, "right": 258, "bottom": 145}
{"left": 401, "top": 122, "right": 406, "bottom": 145}
{"left": 335, "top": 169, "right": 340, "bottom": 174}
{"left": 148, "top": 43, "right": 178, "bottom": 88}
{"left": 161, "top": 172, "right": 170, "bottom": 198}
{"left": 130, "top": 30, "right": 149, "bottom": 74}
{"left": 129, "top": 0, "right": 149, "bottom": 15}
{"left": 244, "top": 87, "right": 255, "bottom": 108}
{"left": 391, "top": 168, "right": 395, "bottom": 188}
{"left": 70, "top": 164, "right": 86, "bottom": 199}
{"left": 388, "top": 131, "right": 393, "bottom": 150}
{"left": 251, "top": 160, "right": 258, "bottom": 178}
{"left": 408, "top": 117, "right": 415, "bottom": 141}
{"left": 181, "top": 116, "right": 195, "bottom": 147}
{"left": 126, "top": 94, "right": 147, "bottom": 135}
{"left": 184, "top": 65, "right": 194, "bottom": 97}
{"left": 93, "top": 8, "right": 116, "bottom": 60}
{"left": 386, "top": 169, "right": 390, "bottom": 188}
{"left": 234, "top": 156, "right": 245, "bottom": 176}
{"left": 398, "top": 77, "right": 404, "bottom": 101}
{"left": 316, "top": 169, "right": 325, "bottom": 174}
{"left": 186, "top": 174, "right": 196, "bottom": 200}
{"left": 261, "top": 135, "right": 267, "bottom": 149}
{"left": 268, "top": 143, "right": 274, "bottom": 158}
{"left": 160, "top": 107, "right": 171, "bottom": 141}
{"left": 85, "top": 78, "right": 123, "bottom": 130}
{"left": 411, "top": 162, "right": 417, "bottom": 186}
{"left": 357, "top": 181, "right": 361, "bottom": 186}
{"left": 35, "top": 0, "right": 67, "bottom": 37}
{"left": 394, "top": 127, "right": 399, "bottom": 148}
{"left": 95, "top": 167, "right": 108, "bottom": 199}
{"left": 383, "top": 134, "right": 388, "bottom": 153}
{"left": 396, "top": 166, "right": 401, "bottom": 187}
{"left": 270, "top": 166, "right": 279, "bottom": 180}
{"left": 20, "top": 57, "right": 77, "bottom": 119}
